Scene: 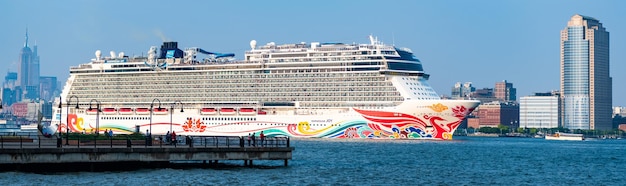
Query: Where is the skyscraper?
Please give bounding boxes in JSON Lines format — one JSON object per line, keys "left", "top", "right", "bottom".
{"left": 560, "top": 14, "right": 611, "bottom": 130}
{"left": 18, "top": 29, "right": 40, "bottom": 101}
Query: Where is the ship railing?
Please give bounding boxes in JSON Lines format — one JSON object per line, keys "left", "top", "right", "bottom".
{"left": 0, "top": 134, "right": 290, "bottom": 149}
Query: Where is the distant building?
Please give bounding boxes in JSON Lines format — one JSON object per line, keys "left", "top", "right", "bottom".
{"left": 451, "top": 82, "right": 475, "bottom": 99}
{"left": 475, "top": 101, "right": 519, "bottom": 128}
{"left": 560, "top": 14, "right": 611, "bottom": 130}
{"left": 467, "top": 117, "right": 480, "bottom": 129}
{"left": 495, "top": 80, "right": 516, "bottom": 102}
{"left": 520, "top": 92, "right": 560, "bottom": 129}
{"left": 39, "top": 76, "right": 57, "bottom": 101}
{"left": 42, "top": 101, "right": 53, "bottom": 119}
{"left": 18, "top": 29, "right": 40, "bottom": 101}
{"left": 613, "top": 107, "right": 626, "bottom": 117}
{"left": 470, "top": 88, "right": 497, "bottom": 103}
{"left": 2, "top": 72, "right": 18, "bottom": 107}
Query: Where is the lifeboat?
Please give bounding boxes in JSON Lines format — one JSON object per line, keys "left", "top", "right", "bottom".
{"left": 257, "top": 110, "right": 267, "bottom": 115}
{"left": 220, "top": 108, "right": 236, "bottom": 115}
{"left": 136, "top": 108, "right": 150, "bottom": 115}
{"left": 239, "top": 108, "right": 255, "bottom": 115}
{"left": 86, "top": 108, "right": 98, "bottom": 115}
{"left": 102, "top": 108, "right": 117, "bottom": 115}
{"left": 119, "top": 108, "right": 133, "bottom": 115}
{"left": 201, "top": 108, "right": 217, "bottom": 115}
{"left": 153, "top": 107, "right": 168, "bottom": 115}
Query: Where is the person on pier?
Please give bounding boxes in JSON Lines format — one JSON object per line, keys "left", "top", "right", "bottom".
{"left": 166, "top": 131, "right": 171, "bottom": 143}
{"left": 171, "top": 131, "right": 177, "bottom": 145}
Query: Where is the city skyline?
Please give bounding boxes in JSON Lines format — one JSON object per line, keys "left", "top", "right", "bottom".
{"left": 1, "top": 0, "right": 625, "bottom": 105}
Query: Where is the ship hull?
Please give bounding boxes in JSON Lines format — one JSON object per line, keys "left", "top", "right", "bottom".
{"left": 54, "top": 100, "right": 478, "bottom": 140}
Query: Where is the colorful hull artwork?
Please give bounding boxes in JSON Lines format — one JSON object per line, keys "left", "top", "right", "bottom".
{"left": 50, "top": 101, "right": 478, "bottom": 140}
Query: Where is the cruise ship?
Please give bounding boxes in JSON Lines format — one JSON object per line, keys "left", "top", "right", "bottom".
{"left": 47, "top": 36, "right": 479, "bottom": 140}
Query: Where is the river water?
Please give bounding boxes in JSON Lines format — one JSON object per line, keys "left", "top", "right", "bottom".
{"left": 1, "top": 137, "right": 624, "bottom": 185}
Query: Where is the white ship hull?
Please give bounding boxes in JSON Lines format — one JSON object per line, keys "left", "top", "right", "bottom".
{"left": 53, "top": 100, "right": 478, "bottom": 140}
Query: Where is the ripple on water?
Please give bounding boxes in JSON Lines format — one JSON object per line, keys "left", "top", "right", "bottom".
{"left": 1, "top": 137, "right": 626, "bottom": 185}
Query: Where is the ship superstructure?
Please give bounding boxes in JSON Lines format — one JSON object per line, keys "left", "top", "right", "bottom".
{"left": 49, "top": 36, "right": 479, "bottom": 140}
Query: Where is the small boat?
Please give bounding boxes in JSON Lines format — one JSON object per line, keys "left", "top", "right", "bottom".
{"left": 153, "top": 108, "right": 169, "bottom": 115}
{"left": 102, "top": 108, "right": 117, "bottom": 115}
{"left": 119, "top": 108, "right": 133, "bottom": 115}
{"left": 545, "top": 132, "right": 584, "bottom": 141}
{"left": 135, "top": 108, "right": 150, "bottom": 115}
{"left": 200, "top": 108, "right": 217, "bottom": 115}
{"left": 220, "top": 108, "right": 236, "bottom": 115}
{"left": 239, "top": 108, "right": 255, "bottom": 115}
{"left": 257, "top": 110, "right": 267, "bottom": 115}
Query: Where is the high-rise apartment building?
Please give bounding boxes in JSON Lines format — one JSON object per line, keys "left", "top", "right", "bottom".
{"left": 560, "top": 14, "right": 611, "bottom": 130}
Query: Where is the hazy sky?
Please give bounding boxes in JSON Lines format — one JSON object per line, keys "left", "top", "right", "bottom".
{"left": 1, "top": 0, "right": 625, "bottom": 105}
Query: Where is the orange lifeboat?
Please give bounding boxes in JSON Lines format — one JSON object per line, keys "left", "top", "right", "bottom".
{"left": 239, "top": 108, "right": 255, "bottom": 115}
{"left": 153, "top": 107, "right": 168, "bottom": 115}
{"left": 220, "top": 108, "right": 236, "bottom": 115}
{"left": 136, "top": 108, "right": 150, "bottom": 115}
{"left": 201, "top": 108, "right": 217, "bottom": 115}
{"left": 102, "top": 108, "right": 117, "bottom": 115}
{"left": 86, "top": 108, "right": 98, "bottom": 115}
{"left": 119, "top": 108, "right": 133, "bottom": 115}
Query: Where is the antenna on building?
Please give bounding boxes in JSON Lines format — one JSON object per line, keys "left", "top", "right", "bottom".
{"left": 24, "top": 28, "right": 29, "bottom": 47}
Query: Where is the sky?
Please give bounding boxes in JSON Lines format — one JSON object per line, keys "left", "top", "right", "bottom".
{"left": 1, "top": 0, "right": 625, "bottom": 105}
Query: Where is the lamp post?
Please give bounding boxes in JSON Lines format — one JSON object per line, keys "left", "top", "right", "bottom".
{"left": 66, "top": 95, "right": 79, "bottom": 145}
{"left": 58, "top": 97, "right": 62, "bottom": 137}
{"left": 89, "top": 99, "right": 101, "bottom": 135}
{"left": 150, "top": 98, "right": 161, "bottom": 138}
{"left": 170, "top": 101, "right": 184, "bottom": 133}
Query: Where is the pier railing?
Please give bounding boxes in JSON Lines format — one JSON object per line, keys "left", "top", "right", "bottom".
{"left": 0, "top": 134, "right": 290, "bottom": 149}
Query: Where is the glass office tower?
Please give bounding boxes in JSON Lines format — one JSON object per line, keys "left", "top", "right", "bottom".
{"left": 560, "top": 14, "right": 611, "bottom": 130}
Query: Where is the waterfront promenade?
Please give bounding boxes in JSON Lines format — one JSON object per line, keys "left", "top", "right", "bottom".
{"left": 0, "top": 134, "right": 293, "bottom": 171}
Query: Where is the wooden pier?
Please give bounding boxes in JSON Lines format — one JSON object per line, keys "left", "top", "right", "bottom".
{"left": 0, "top": 135, "right": 293, "bottom": 171}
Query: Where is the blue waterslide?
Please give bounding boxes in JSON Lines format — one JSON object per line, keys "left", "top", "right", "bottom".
{"left": 196, "top": 48, "right": 235, "bottom": 58}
